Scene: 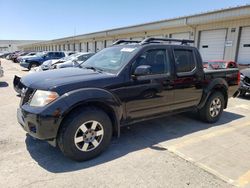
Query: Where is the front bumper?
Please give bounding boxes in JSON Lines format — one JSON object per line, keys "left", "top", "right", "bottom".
{"left": 17, "top": 99, "right": 68, "bottom": 140}
{"left": 17, "top": 105, "right": 60, "bottom": 140}
{"left": 20, "top": 62, "right": 30, "bottom": 68}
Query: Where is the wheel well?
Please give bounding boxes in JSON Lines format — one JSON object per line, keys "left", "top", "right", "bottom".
{"left": 28, "top": 61, "right": 40, "bottom": 68}
{"left": 59, "top": 101, "right": 119, "bottom": 137}
{"left": 212, "top": 86, "right": 228, "bottom": 108}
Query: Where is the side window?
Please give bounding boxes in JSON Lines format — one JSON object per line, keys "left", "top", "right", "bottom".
{"left": 174, "top": 49, "right": 195, "bottom": 73}
{"left": 46, "top": 52, "right": 53, "bottom": 58}
{"left": 78, "top": 55, "right": 88, "bottom": 61}
{"left": 132, "top": 49, "right": 170, "bottom": 75}
{"left": 54, "top": 52, "right": 60, "bottom": 58}
{"left": 60, "top": 52, "right": 66, "bottom": 57}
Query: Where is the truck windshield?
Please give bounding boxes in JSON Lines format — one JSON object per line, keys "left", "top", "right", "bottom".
{"left": 81, "top": 46, "right": 139, "bottom": 74}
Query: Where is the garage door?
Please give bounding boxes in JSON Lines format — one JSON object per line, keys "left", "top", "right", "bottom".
{"left": 148, "top": 35, "right": 164, "bottom": 38}
{"left": 199, "top": 29, "right": 227, "bottom": 61}
{"left": 70, "top": 44, "right": 74, "bottom": 51}
{"left": 96, "top": 41, "right": 104, "bottom": 52}
{"left": 75, "top": 43, "right": 80, "bottom": 52}
{"left": 88, "top": 42, "right": 95, "bottom": 52}
{"left": 238, "top": 27, "right": 250, "bottom": 65}
{"left": 106, "top": 40, "right": 114, "bottom": 47}
{"left": 131, "top": 37, "right": 144, "bottom": 41}
{"left": 171, "top": 32, "right": 190, "bottom": 39}
{"left": 81, "top": 42, "right": 87, "bottom": 52}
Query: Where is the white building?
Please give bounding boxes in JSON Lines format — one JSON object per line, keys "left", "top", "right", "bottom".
{"left": 0, "top": 40, "right": 43, "bottom": 52}
{"left": 19, "top": 5, "right": 250, "bottom": 64}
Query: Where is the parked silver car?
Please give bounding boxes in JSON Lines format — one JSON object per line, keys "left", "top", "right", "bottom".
{"left": 32, "top": 52, "right": 94, "bottom": 72}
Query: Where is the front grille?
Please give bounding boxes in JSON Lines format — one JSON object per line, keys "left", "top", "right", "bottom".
{"left": 20, "top": 88, "right": 34, "bottom": 106}
{"left": 243, "top": 76, "right": 250, "bottom": 85}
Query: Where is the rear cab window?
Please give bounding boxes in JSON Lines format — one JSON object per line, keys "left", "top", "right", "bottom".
{"left": 173, "top": 48, "right": 196, "bottom": 76}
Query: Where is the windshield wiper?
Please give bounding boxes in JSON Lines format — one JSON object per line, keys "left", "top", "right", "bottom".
{"left": 84, "top": 66, "right": 103, "bottom": 72}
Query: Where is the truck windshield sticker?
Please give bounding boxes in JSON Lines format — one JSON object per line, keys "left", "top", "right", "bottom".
{"left": 120, "top": 48, "right": 136, "bottom": 52}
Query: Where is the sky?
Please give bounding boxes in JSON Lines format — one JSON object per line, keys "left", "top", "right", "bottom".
{"left": 0, "top": 0, "right": 250, "bottom": 40}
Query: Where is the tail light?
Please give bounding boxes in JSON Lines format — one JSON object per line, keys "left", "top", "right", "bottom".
{"left": 237, "top": 71, "right": 241, "bottom": 85}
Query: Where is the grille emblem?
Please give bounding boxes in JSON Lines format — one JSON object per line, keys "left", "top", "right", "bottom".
{"left": 21, "top": 87, "right": 28, "bottom": 97}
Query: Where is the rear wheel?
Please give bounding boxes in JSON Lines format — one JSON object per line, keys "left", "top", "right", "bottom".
{"left": 57, "top": 107, "right": 112, "bottom": 161}
{"left": 199, "top": 92, "right": 225, "bottom": 123}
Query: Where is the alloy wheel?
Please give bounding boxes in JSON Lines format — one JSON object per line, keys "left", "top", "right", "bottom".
{"left": 74, "top": 120, "right": 104, "bottom": 152}
{"left": 209, "top": 97, "right": 222, "bottom": 117}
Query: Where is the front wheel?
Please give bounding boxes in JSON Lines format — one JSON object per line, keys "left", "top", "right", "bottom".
{"left": 57, "top": 107, "right": 112, "bottom": 161}
{"left": 28, "top": 63, "right": 39, "bottom": 70}
{"left": 198, "top": 92, "right": 225, "bottom": 123}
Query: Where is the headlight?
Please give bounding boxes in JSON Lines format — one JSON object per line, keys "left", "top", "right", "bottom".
{"left": 30, "top": 90, "right": 59, "bottom": 107}
{"left": 240, "top": 73, "right": 244, "bottom": 80}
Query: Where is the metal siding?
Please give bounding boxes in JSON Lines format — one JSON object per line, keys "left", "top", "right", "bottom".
{"left": 199, "top": 29, "right": 227, "bottom": 61}
{"left": 171, "top": 32, "right": 190, "bottom": 39}
{"left": 238, "top": 26, "right": 250, "bottom": 64}
{"left": 148, "top": 35, "right": 164, "bottom": 38}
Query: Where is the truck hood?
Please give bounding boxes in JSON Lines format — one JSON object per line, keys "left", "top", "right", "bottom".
{"left": 20, "top": 68, "right": 113, "bottom": 91}
{"left": 41, "top": 59, "right": 59, "bottom": 70}
{"left": 26, "top": 56, "right": 43, "bottom": 61}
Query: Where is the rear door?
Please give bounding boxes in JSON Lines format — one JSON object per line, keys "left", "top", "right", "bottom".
{"left": 171, "top": 46, "right": 203, "bottom": 110}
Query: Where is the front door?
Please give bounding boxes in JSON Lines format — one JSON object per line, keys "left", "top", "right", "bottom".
{"left": 124, "top": 48, "right": 174, "bottom": 120}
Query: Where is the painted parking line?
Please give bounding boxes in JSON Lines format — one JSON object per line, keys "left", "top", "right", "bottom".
{"left": 167, "top": 121, "right": 250, "bottom": 152}
{"left": 236, "top": 170, "right": 250, "bottom": 187}
{"left": 166, "top": 148, "right": 236, "bottom": 186}
{"left": 164, "top": 120, "right": 250, "bottom": 187}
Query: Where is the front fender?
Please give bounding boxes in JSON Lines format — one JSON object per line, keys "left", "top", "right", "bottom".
{"left": 61, "top": 88, "right": 123, "bottom": 135}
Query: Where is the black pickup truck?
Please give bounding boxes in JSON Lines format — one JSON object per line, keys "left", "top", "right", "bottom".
{"left": 16, "top": 38, "right": 240, "bottom": 161}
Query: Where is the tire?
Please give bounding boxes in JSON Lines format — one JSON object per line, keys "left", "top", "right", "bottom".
{"left": 28, "top": 62, "right": 39, "bottom": 70}
{"left": 239, "top": 90, "right": 246, "bottom": 97}
{"left": 57, "top": 107, "right": 112, "bottom": 161}
{"left": 199, "top": 92, "right": 225, "bottom": 123}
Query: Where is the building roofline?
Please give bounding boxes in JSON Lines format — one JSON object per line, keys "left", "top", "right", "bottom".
{"left": 19, "top": 4, "right": 250, "bottom": 47}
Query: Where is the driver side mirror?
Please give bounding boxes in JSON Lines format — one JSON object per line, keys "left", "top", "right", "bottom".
{"left": 133, "top": 65, "right": 152, "bottom": 76}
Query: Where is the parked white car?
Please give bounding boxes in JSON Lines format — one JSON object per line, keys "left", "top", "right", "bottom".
{"left": 31, "top": 52, "right": 94, "bottom": 72}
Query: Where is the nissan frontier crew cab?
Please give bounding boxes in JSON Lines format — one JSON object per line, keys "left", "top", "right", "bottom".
{"left": 16, "top": 38, "right": 240, "bottom": 161}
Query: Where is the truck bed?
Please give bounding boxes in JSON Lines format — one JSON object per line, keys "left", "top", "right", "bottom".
{"left": 204, "top": 68, "right": 239, "bottom": 97}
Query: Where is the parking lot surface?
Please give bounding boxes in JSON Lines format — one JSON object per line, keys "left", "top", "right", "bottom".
{"left": 0, "top": 59, "right": 250, "bottom": 187}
